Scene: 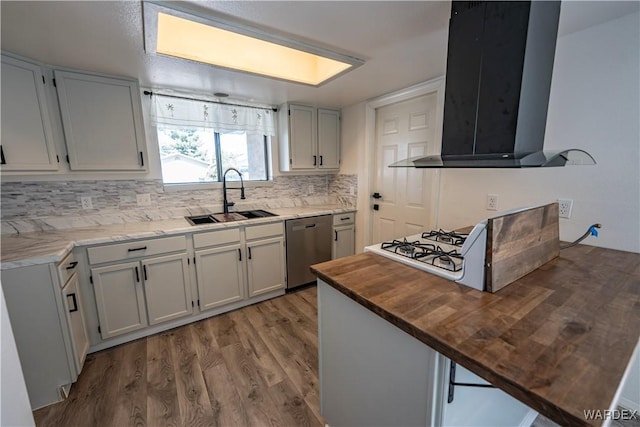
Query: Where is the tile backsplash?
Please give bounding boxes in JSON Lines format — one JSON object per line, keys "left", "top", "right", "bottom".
{"left": 1, "top": 174, "right": 357, "bottom": 233}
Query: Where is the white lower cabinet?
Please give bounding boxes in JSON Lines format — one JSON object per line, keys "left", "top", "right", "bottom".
{"left": 247, "top": 236, "right": 286, "bottom": 297}
{"left": 195, "top": 243, "right": 245, "bottom": 310}
{"left": 61, "top": 273, "right": 90, "bottom": 375}
{"left": 332, "top": 212, "right": 356, "bottom": 259}
{"left": 74, "top": 222, "right": 289, "bottom": 352}
{"left": 143, "top": 254, "right": 192, "bottom": 325}
{"left": 88, "top": 236, "right": 192, "bottom": 339}
{"left": 194, "top": 222, "right": 286, "bottom": 308}
{"left": 1, "top": 255, "right": 88, "bottom": 409}
{"left": 91, "top": 262, "right": 148, "bottom": 338}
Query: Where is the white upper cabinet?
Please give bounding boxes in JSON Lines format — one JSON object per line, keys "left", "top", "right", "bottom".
{"left": 317, "top": 109, "right": 341, "bottom": 170}
{"left": 279, "top": 103, "right": 340, "bottom": 172}
{"left": 54, "top": 70, "right": 147, "bottom": 171}
{"left": 288, "top": 105, "right": 317, "bottom": 170}
{"left": 1, "top": 55, "right": 59, "bottom": 171}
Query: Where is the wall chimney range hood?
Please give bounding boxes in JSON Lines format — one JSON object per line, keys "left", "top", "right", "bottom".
{"left": 392, "top": 1, "right": 595, "bottom": 169}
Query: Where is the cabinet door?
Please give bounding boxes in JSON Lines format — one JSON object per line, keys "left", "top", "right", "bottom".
{"left": 61, "top": 274, "right": 89, "bottom": 375}
{"left": 247, "top": 237, "right": 286, "bottom": 297}
{"left": 332, "top": 225, "right": 355, "bottom": 259}
{"left": 54, "top": 70, "right": 147, "bottom": 171}
{"left": 142, "top": 254, "right": 193, "bottom": 325}
{"left": 91, "top": 262, "right": 148, "bottom": 339}
{"left": 0, "top": 55, "right": 58, "bottom": 171}
{"left": 195, "top": 244, "right": 245, "bottom": 311}
{"left": 318, "top": 108, "right": 340, "bottom": 169}
{"left": 289, "top": 105, "right": 317, "bottom": 169}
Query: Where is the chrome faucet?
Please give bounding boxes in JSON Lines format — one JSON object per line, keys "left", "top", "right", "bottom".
{"left": 222, "top": 167, "right": 246, "bottom": 214}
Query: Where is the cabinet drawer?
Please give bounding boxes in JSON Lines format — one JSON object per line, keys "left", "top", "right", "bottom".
{"left": 333, "top": 212, "right": 355, "bottom": 226}
{"left": 193, "top": 227, "right": 241, "bottom": 249}
{"left": 57, "top": 251, "right": 78, "bottom": 286}
{"left": 87, "top": 235, "right": 186, "bottom": 265}
{"left": 245, "top": 222, "right": 284, "bottom": 240}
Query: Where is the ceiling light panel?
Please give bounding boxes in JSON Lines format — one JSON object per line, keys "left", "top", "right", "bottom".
{"left": 143, "top": 2, "right": 364, "bottom": 87}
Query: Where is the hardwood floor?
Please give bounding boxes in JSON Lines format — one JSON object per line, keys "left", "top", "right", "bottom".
{"left": 33, "top": 286, "right": 323, "bottom": 427}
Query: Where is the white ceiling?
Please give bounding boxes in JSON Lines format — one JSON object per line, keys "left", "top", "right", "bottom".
{"left": 1, "top": 1, "right": 638, "bottom": 109}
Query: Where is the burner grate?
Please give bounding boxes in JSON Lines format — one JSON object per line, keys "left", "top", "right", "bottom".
{"left": 421, "top": 229, "right": 468, "bottom": 246}
{"left": 380, "top": 238, "right": 463, "bottom": 272}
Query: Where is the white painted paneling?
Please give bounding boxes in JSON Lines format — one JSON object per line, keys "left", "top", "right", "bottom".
{"left": 0, "top": 287, "right": 35, "bottom": 426}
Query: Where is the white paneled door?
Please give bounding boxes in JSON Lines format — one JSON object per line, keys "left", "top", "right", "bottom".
{"left": 372, "top": 94, "right": 440, "bottom": 243}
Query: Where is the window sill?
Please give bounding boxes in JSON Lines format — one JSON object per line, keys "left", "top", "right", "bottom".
{"left": 163, "top": 180, "right": 274, "bottom": 192}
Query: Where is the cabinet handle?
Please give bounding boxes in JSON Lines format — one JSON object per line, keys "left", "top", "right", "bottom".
{"left": 128, "top": 246, "right": 147, "bottom": 252}
{"left": 340, "top": 216, "right": 351, "bottom": 221}
{"left": 65, "top": 261, "right": 78, "bottom": 270}
{"left": 320, "top": 155, "right": 323, "bottom": 166}
{"left": 334, "top": 230, "right": 338, "bottom": 241}
{"left": 143, "top": 265, "right": 148, "bottom": 281}
{"left": 67, "top": 293, "right": 79, "bottom": 313}
{"left": 139, "top": 152, "right": 144, "bottom": 167}
{"left": 238, "top": 248, "right": 242, "bottom": 261}
{"left": 135, "top": 266, "right": 140, "bottom": 282}
{"left": 313, "top": 155, "right": 317, "bottom": 166}
{"left": 248, "top": 247, "right": 252, "bottom": 260}
{"left": 0, "top": 145, "right": 6, "bottom": 165}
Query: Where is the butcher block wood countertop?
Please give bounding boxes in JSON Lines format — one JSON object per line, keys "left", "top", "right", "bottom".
{"left": 310, "top": 245, "right": 640, "bottom": 426}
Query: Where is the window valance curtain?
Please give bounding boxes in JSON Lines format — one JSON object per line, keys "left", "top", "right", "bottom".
{"left": 151, "top": 94, "right": 276, "bottom": 135}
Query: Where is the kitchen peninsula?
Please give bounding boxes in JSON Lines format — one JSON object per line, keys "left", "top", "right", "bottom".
{"left": 311, "top": 246, "right": 640, "bottom": 426}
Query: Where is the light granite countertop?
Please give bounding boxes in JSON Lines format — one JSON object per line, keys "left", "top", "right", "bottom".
{"left": 1, "top": 205, "right": 355, "bottom": 270}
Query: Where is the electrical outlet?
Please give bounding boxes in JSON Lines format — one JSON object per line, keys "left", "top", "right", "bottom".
{"left": 81, "top": 196, "right": 93, "bottom": 210}
{"left": 136, "top": 193, "right": 151, "bottom": 206}
{"left": 558, "top": 199, "right": 573, "bottom": 218}
{"left": 308, "top": 184, "right": 314, "bottom": 194}
{"left": 487, "top": 194, "right": 499, "bottom": 211}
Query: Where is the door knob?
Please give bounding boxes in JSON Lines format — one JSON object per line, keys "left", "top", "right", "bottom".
{"left": 372, "top": 192, "right": 382, "bottom": 199}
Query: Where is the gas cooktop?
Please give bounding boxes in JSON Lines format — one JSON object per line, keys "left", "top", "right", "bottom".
{"left": 364, "top": 223, "right": 487, "bottom": 291}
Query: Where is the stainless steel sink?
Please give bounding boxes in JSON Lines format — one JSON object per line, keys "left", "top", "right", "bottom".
{"left": 236, "top": 209, "right": 278, "bottom": 219}
{"left": 185, "top": 209, "right": 277, "bottom": 225}
{"left": 185, "top": 214, "right": 217, "bottom": 225}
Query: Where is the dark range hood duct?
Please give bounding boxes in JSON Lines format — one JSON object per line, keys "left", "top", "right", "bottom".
{"left": 392, "top": 1, "right": 595, "bottom": 169}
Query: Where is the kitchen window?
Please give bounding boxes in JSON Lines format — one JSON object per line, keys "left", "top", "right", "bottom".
{"left": 151, "top": 93, "right": 275, "bottom": 185}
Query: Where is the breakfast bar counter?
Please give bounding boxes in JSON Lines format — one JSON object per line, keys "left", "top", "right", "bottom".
{"left": 310, "top": 245, "right": 640, "bottom": 426}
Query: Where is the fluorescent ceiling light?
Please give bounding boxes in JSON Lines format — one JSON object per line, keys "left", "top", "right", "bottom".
{"left": 143, "top": 2, "right": 364, "bottom": 86}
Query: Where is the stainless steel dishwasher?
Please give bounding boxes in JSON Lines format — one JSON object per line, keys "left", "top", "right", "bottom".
{"left": 285, "top": 214, "right": 332, "bottom": 290}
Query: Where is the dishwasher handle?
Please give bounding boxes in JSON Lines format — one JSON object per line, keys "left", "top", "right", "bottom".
{"left": 290, "top": 222, "right": 328, "bottom": 232}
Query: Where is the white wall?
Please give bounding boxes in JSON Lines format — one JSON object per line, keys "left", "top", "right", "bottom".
{"left": 341, "top": 102, "right": 370, "bottom": 251}
{"left": 437, "top": 11, "right": 640, "bottom": 253}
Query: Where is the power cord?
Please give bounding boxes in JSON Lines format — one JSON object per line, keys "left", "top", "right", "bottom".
{"left": 560, "top": 224, "right": 602, "bottom": 250}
